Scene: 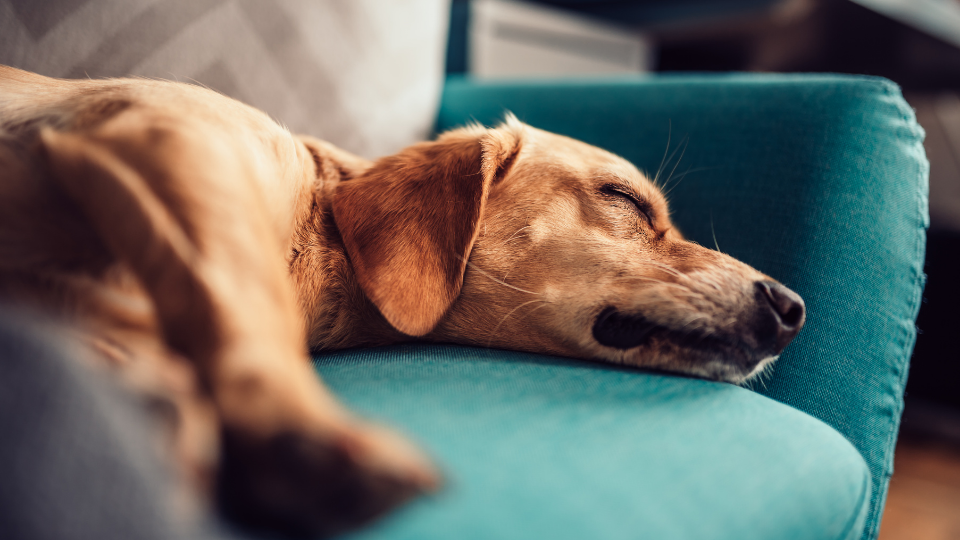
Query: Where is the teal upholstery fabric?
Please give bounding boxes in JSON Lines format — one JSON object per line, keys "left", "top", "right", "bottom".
{"left": 433, "top": 74, "right": 929, "bottom": 540}
{"left": 315, "top": 346, "right": 870, "bottom": 540}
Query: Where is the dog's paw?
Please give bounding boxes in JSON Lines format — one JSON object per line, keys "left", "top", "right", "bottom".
{"left": 216, "top": 421, "right": 440, "bottom": 538}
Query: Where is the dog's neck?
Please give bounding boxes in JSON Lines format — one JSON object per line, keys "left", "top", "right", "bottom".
{"left": 288, "top": 144, "right": 407, "bottom": 352}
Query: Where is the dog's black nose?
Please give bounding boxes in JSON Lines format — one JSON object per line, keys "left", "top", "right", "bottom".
{"left": 756, "top": 280, "right": 805, "bottom": 350}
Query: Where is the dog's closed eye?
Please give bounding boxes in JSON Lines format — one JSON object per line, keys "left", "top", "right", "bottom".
{"left": 599, "top": 184, "right": 654, "bottom": 228}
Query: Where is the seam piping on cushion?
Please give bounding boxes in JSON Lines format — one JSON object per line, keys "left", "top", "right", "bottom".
{"left": 837, "top": 465, "right": 873, "bottom": 540}
{"left": 862, "top": 83, "right": 929, "bottom": 540}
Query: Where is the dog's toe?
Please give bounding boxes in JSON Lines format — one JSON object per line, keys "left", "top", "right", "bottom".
{"left": 217, "top": 422, "right": 440, "bottom": 538}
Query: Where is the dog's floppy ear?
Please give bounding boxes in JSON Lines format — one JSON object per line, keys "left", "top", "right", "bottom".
{"left": 332, "top": 120, "right": 523, "bottom": 336}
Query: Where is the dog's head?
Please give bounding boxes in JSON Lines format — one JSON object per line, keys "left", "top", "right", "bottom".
{"left": 332, "top": 116, "right": 804, "bottom": 383}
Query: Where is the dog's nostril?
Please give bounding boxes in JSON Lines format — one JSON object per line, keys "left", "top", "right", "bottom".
{"left": 757, "top": 280, "right": 805, "bottom": 330}
{"left": 780, "top": 303, "right": 804, "bottom": 329}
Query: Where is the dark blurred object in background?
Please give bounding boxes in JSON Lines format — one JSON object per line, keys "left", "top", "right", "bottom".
{"left": 651, "top": 0, "right": 960, "bottom": 91}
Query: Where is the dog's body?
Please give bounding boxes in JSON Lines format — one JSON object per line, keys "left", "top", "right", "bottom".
{"left": 0, "top": 66, "right": 433, "bottom": 536}
{"left": 0, "top": 66, "right": 804, "bottom": 536}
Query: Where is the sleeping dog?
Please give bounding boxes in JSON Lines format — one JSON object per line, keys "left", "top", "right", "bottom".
{"left": 0, "top": 65, "right": 804, "bottom": 537}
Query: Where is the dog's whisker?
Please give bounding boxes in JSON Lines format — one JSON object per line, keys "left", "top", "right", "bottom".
{"left": 655, "top": 132, "right": 687, "bottom": 191}
{"left": 486, "top": 299, "right": 551, "bottom": 346}
{"left": 661, "top": 167, "right": 691, "bottom": 197}
{"left": 625, "top": 275, "right": 678, "bottom": 287}
{"left": 740, "top": 357, "right": 777, "bottom": 389}
{"left": 458, "top": 256, "right": 540, "bottom": 295}
{"left": 661, "top": 166, "right": 715, "bottom": 198}
{"left": 761, "top": 361, "right": 777, "bottom": 385}
{"left": 660, "top": 135, "right": 690, "bottom": 192}
{"left": 503, "top": 225, "right": 531, "bottom": 245}
{"left": 709, "top": 213, "right": 723, "bottom": 253}
{"left": 652, "top": 120, "right": 672, "bottom": 188}
{"left": 755, "top": 370, "right": 769, "bottom": 390}
{"left": 633, "top": 259, "right": 685, "bottom": 280}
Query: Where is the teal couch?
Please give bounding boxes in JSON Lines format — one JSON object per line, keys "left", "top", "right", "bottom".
{"left": 314, "top": 74, "right": 928, "bottom": 540}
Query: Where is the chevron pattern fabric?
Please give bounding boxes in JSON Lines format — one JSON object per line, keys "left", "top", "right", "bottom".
{"left": 0, "top": 0, "right": 450, "bottom": 158}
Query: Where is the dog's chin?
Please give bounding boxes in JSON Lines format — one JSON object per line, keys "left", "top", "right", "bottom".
{"left": 591, "top": 307, "right": 781, "bottom": 384}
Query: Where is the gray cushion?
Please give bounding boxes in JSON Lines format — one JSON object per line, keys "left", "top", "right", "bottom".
{"left": 0, "top": 0, "right": 450, "bottom": 158}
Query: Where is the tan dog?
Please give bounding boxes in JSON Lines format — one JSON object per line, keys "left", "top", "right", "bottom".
{"left": 0, "top": 65, "right": 804, "bottom": 536}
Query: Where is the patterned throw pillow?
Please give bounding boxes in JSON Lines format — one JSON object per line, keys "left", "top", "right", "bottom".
{"left": 0, "top": 0, "right": 450, "bottom": 158}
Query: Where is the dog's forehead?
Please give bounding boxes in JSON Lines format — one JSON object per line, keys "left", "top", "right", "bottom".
{"left": 520, "top": 126, "right": 658, "bottom": 196}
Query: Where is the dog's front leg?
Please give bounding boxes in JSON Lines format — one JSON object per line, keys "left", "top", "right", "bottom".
{"left": 39, "top": 117, "right": 437, "bottom": 537}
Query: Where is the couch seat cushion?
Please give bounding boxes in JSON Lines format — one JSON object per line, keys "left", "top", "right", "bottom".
{"left": 314, "top": 345, "right": 869, "bottom": 540}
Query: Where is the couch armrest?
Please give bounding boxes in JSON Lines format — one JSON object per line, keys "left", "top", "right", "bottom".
{"left": 437, "top": 73, "right": 929, "bottom": 540}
